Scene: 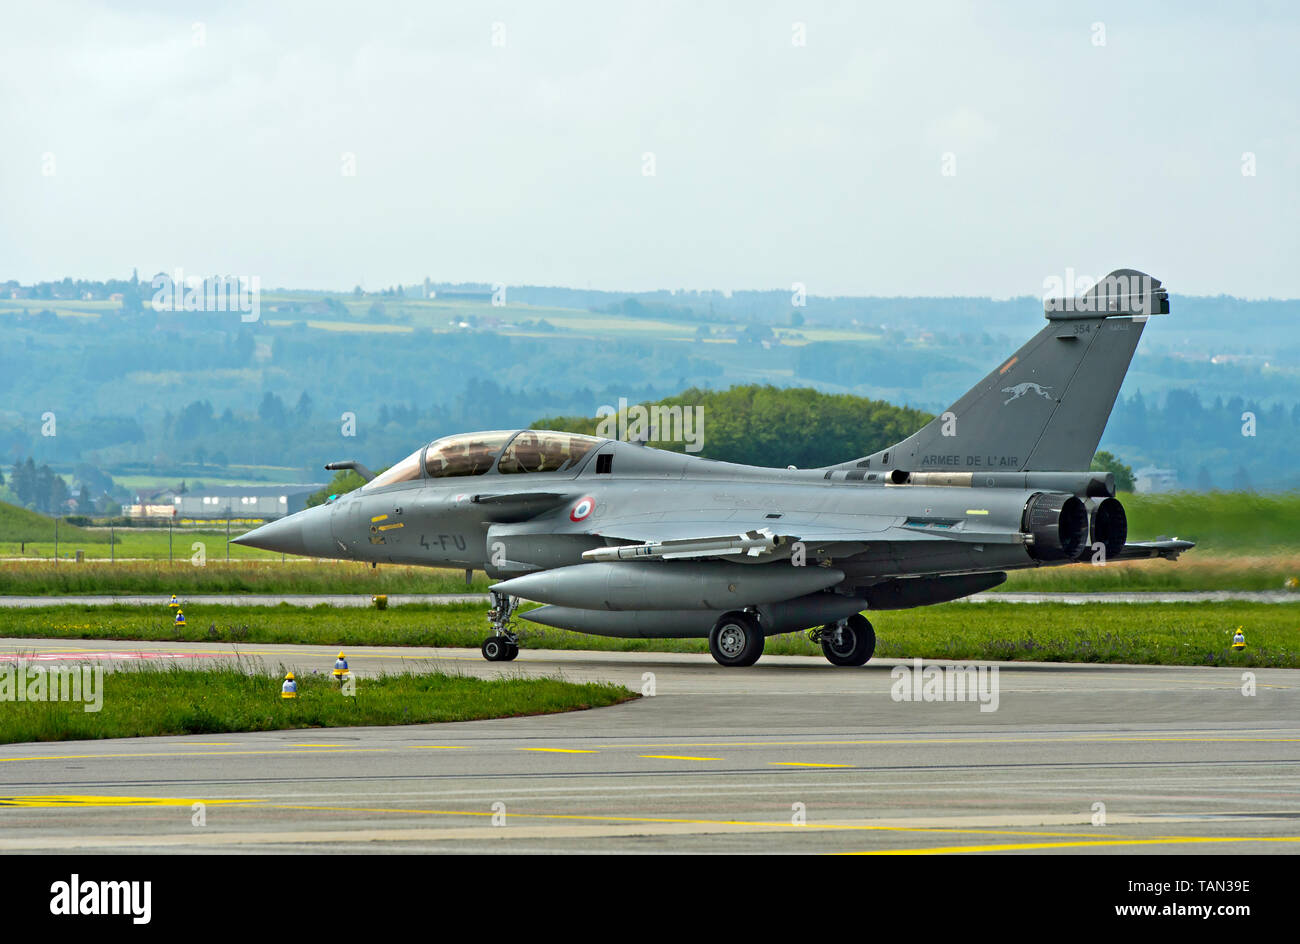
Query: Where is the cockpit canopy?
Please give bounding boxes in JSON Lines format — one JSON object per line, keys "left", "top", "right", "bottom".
{"left": 497, "top": 430, "right": 598, "bottom": 474}
{"left": 426, "top": 430, "right": 514, "bottom": 478}
{"left": 361, "top": 430, "right": 602, "bottom": 491}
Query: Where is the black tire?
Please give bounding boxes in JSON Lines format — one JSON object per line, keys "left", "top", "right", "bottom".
{"left": 501, "top": 641, "right": 519, "bottom": 661}
{"left": 708, "top": 612, "right": 765, "bottom": 667}
{"left": 482, "top": 637, "right": 508, "bottom": 661}
{"left": 820, "top": 614, "right": 875, "bottom": 666}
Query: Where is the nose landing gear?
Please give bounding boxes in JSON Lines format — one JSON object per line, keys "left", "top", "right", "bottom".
{"left": 813, "top": 613, "right": 876, "bottom": 666}
{"left": 482, "top": 591, "right": 520, "bottom": 662}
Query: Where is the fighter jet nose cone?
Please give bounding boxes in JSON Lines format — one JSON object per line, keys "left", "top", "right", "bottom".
{"left": 232, "top": 503, "right": 336, "bottom": 557}
{"left": 231, "top": 516, "right": 304, "bottom": 555}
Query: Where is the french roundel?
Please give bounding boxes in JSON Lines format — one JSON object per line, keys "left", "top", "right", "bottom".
{"left": 570, "top": 496, "right": 595, "bottom": 522}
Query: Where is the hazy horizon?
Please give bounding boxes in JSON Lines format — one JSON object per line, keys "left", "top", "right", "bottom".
{"left": 4, "top": 1, "right": 1298, "bottom": 299}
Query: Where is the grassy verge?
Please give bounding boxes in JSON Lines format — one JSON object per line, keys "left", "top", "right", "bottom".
{"left": 0, "top": 561, "right": 492, "bottom": 595}
{"left": 0, "top": 662, "right": 637, "bottom": 744}
{"left": 0, "top": 503, "right": 110, "bottom": 544}
{"left": 998, "top": 554, "right": 1300, "bottom": 592}
{"left": 1, "top": 528, "right": 286, "bottom": 561}
{"left": 2, "top": 554, "right": 1297, "bottom": 596}
{"left": 1122, "top": 491, "right": 1300, "bottom": 553}
{"left": 2, "top": 601, "right": 1295, "bottom": 667}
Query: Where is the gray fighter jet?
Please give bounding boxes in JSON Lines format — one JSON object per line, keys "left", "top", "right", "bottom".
{"left": 235, "top": 269, "right": 1192, "bottom": 666}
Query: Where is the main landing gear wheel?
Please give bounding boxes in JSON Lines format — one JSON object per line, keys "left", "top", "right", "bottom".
{"left": 820, "top": 614, "right": 875, "bottom": 667}
{"left": 481, "top": 637, "right": 519, "bottom": 662}
{"left": 482, "top": 590, "right": 521, "bottom": 662}
{"left": 709, "top": 611, "right": 765, "bottom": 667}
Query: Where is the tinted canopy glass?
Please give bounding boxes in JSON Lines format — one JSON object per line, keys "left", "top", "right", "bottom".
{"left": 424, "top": 431, "right": 514, "bottom": 478}
{"left": 497, "top": 431, "right": 601, "bottom": 474}
{"left": 361, "top": 448, "right": 423, "bottom": 491}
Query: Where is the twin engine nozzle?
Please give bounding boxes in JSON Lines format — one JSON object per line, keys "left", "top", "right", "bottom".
{"left": 1022, "top": 492, "right": 1127, "bottom": 562}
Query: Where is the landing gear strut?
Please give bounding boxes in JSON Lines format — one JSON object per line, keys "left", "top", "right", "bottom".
{"left": 482, "top": 591, "right": 520, "bottom": 662}
{"left": 814, "top": 613, "right": 876, "bottom": 666}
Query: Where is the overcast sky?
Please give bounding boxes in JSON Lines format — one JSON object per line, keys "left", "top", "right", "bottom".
{"left": 3, "top": 1, "right": 1297, "bottom": 298}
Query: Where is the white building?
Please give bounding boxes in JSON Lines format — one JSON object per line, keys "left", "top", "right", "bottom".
{"left": 1135, "top": 466, "right": 1180, "bottom": 493}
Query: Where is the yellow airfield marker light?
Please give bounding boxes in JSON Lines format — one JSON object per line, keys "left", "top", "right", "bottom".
{"left": 174, "top": 609, "right": 186, "bottom": 626}
{"left": 372, "top": 594, "right": 388, "bottom": 610}
{"left": 1232, "top": 627, "right": 1246, "bottom": 651}
{"left": 332, "top": 652, "right": 350, "bottom": 679}
{"left": 281, "top": 672, "right": 297, "bottom": 699}
{"left": 167, "top": 594, "right": 180, "bottom": 608}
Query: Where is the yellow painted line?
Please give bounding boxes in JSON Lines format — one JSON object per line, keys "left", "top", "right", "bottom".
{"left": 521, "top": 747, "right": 599, "bottom": 754}
{"left": 263, "top": 802, "right": 1128, "bottom": 841}
{"left": 408, "top": 745, "right": 471, "bottom": 750}
{"left": 377, "top": 523, "right": 404, "bottom": 532}
{"left": 3, "top": 733, "right": 1294, "bottom": 767}
{"left": 965, "top": 509, "right": 989, "bottom": 516}
{"left": 770, "top": 761, "right": 852, "bottom": 768}
{"left": 847, "top": 836, "right": 1300, "bottom": 855}
{"left": 5, "top": 733, "right": 1287, "bottom": 766}
{"left": 284, "top": 747, "right": 387, "bottom": 753}
{"left": 608, "top": 735, "right": 1300, "bottom": 749}
{"left": 370, "top": 514, "right": 388, "bottom": 523}
{"left": 0, "top": 795, "right": 255, "bottom": 808}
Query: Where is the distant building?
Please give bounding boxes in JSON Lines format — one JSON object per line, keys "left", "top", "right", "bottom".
{"left": 126, "top": 484, "right": 323, "bottom": 520}
{"left": 175, "top": 485, "right": 324, "bottom": 520}
{"left": 1135, "top": 466, "right": 1180, "bottom": 493}
{"left": 436, "top": 288, "right": 494, "bottom": 302}
{"left": 124, "top": 503, "right": 179, "bottom": 519}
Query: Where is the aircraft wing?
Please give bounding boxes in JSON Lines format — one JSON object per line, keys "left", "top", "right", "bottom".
{"left": 1112, "top": 539, "right": 1196, "bottom": 561}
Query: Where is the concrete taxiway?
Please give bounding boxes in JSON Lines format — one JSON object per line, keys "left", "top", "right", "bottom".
{"left": 0, "top": 637, "right": 1297, "bottom": 853}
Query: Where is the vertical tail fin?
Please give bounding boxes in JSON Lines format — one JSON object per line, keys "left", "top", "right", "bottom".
{"left": 839, "top": 270, "right": 1167, "bottom": 474}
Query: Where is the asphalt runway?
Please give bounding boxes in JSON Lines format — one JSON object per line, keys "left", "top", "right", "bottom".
{"left": 1, "top": 637, "right": 1297, "bottom": 853}
{"left": 3, "top": 590, "right": 1298, "bottom": 607}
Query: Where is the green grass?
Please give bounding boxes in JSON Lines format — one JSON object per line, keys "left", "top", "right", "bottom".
{"left": 0, "top": 527, "right": 281, "bottom": 561}
{"left": 0, "top": 503, "right": 108, "bottom": 544}
{"left": 0, "top": 561, "right": 492, "bottom": 595}
{"left": 0, "top": 662, "right": 637, "bottom": 744}
{"left": 3, "top": 600, "right": 1295, "bottom": 667}
{"left": 997, "top": 554, "right": 1300, "bottom": 592}
{"left": 1, "top": 553, "right": 1293, "bottom": 595}
{"left": 1121, "top": 491, "right": 1300, "bottom": 552}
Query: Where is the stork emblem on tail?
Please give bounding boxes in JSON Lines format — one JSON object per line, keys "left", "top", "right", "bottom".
{"left": 1001, "top": 382, "right": 1054, "bottom": 405}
